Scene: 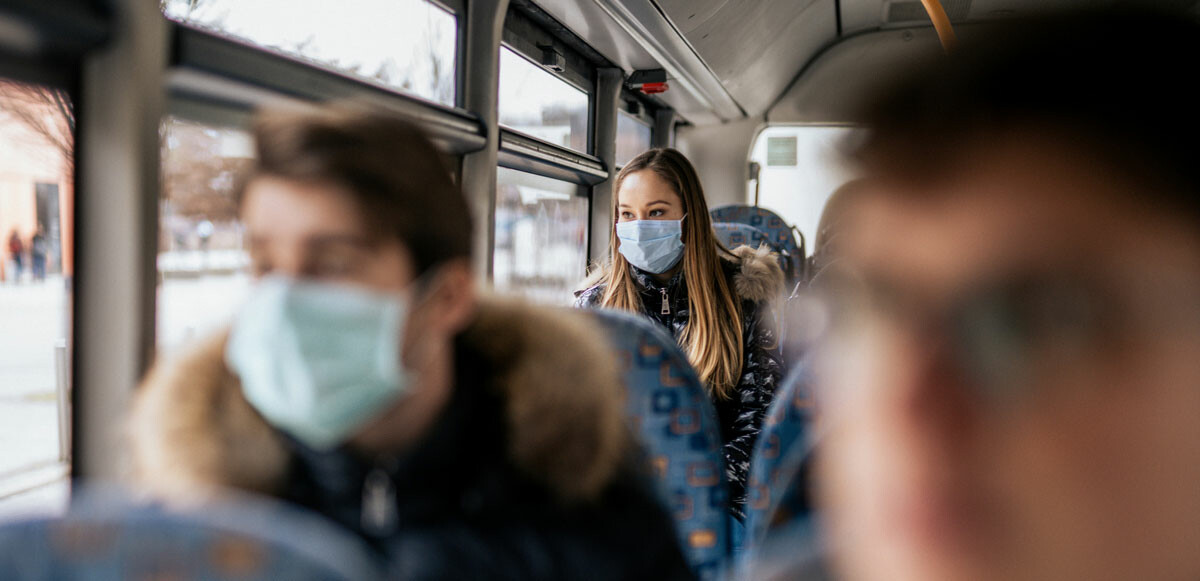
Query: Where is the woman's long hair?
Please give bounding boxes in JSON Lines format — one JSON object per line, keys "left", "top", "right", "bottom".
{"left": 597, "top": 148, "right": 744, "bottom": 399}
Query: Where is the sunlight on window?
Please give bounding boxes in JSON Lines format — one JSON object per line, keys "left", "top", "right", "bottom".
{"left": 498, "top": 47, "right": 589, "bottom": 153}
{"left": 0, "top": 79, "right": 73, "bottom": 515}
{"left": 747, "top": 126, "right": 861, "bottom": 247}
{"left": 493, "top": 168, "right": 588, "bottom": 305}
{"left": 615, "top": 110, "right": 652, "bottom": 167}
{"left": 158, "top": 117, "right": 254, "bottom": 354}
{"left": 163, "top": 0, "right": 457, "bottom": 106}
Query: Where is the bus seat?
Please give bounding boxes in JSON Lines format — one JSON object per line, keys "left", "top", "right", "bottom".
{"left": 743, "top": 364, "right": 817, "bottom": 555}
{"left": 590, "top": 308, "right": 729, "bottom": 580}
{"left": 738, "top": 514, "right": 830, "bottom": 580}
{"left": 710, "top": 205, "right": 807, "bottom": 285}
{"left": 712, "top": 222, "right": 771, "bottom": 251}
{"left": 0, "top": 487, "right": 382, "bottom": 580}
{"left": 712, "top": 222, "right": 792, "bottom": 278}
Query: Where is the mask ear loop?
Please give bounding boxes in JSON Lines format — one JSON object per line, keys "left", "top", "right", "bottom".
{"left": 397, "top": 265, "right": 449, "bottom": 370}
{"left": 407, "top": 265, "right": 445, "bottom": 305}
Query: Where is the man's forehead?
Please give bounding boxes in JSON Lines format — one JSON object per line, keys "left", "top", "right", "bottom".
{"left": 841, "top": 172, "right": 1167, "bottom": 294}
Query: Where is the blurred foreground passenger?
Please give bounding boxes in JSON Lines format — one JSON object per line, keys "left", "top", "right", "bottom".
{"left": 128, "top": 104, "right": 691, "bottom": 579}
{"left": 575, "top": 148, "right": 785, "bottom": 520}
{"left": 812, "top": 7, "right": 1200, "bottom": 581}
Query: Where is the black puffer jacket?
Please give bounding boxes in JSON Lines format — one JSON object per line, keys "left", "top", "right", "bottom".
{"left": 574, "top": 245, "right": 786, "bottom": 519}
{"left": 128, "top": 297, "right": 693, "bottom": 580}
{"left": 286, "top": 334, "right": 689, "bottom": 579}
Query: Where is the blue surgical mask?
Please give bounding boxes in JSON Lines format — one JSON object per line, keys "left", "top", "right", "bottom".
{"left": 225, "top": 276, "right": 414, "bottom": 450}
{"left": 616, "top": 216, "right": 686, "bottom": 274}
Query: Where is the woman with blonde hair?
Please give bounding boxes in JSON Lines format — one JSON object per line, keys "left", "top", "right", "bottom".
{"left": 575, "top": 148, "right": 785, "bottom": 518}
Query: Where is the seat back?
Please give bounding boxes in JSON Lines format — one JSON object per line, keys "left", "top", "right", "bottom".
{"left": 590, "top": 308, "right": 729, "bottom": 580}
{"left": 0, "top": 488, "right": 382, "bottom": 580}
{"left": 712, "top": 222, "right": 771, "bottom": 251}
{"left": 744, "top": 364, "right": 817, "bottom": 552}
{"left": 710, "top": 205, "right": 806, "bottom": 284}
{"left": 712, "top": 222, "right": 793, "bottom": 278}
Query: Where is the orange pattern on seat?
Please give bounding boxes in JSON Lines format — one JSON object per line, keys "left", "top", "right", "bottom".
{"left": 688, "top": 530, "right": 718, "bottom": 549}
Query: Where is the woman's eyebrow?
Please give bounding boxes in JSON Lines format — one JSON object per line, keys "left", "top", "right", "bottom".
{"left": 617, "top": 200, "right": 674, "bottom": 209}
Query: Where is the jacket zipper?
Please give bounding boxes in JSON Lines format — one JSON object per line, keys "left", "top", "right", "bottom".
{"left": 660, "top": 288, "right": 670, "bottom": 315}
{"left": 362, "top": 456, "right": 398, "bottom": 536}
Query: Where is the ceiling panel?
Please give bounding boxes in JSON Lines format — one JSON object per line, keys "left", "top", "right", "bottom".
{"left": 768, "top": 27, "right": 943, "bottom": 123}
{"left": 655, "top": 0, "right": 838, "bottom": 117}
{"left": 532, "top": 0, "right": 727, "bottom": 124}
{"left": 841, "top": 0, "right": 1113, "bottom": 35}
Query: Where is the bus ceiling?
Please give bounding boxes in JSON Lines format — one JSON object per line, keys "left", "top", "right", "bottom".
{"left": 532, "top": 0, "right": 1089, "bottom": 127}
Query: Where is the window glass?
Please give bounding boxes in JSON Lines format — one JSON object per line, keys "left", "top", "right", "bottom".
{"left": 493, "top": 167, "right": 588, "bottom": 305}
{"left": 498, "top": 47, "right": 589, "bottom": 153}
{"left": 0, "top": 80, "right": 73, "bottom": 515}
{"left": 158, "top": 117, "right": 253, "bottom": 354}
{"left": 615, "top": 110, "right": 652, "bottom": 167}
{"left": 163, "top": 0, "right": 457, "bottom": 106}
{"left": 747, "top": 126, "right": 861, "bottom": 252}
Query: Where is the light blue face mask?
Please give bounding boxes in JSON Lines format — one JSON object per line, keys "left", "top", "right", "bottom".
{"left": 225, "top": 276, "right": 415, "bottom": 451}
{"left": 616, "top": 216, "right": 686, "bottom": 274}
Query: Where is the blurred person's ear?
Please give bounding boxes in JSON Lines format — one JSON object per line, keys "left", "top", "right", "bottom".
{"left": 421, "top": 258, "right": 477, "bottom": 336}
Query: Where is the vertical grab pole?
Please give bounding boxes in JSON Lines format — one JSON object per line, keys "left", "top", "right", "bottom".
{"left": 55, "top": 341, "right": 70, "bottom": 463}
{"left": 460, "top": 0, "right": 511, "bottom": 282}
{"left": 920, "top": 0, "right": 958, "bottom": 53}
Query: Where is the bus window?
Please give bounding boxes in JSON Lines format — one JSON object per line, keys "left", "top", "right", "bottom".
{"left": 493, "top": 167, "right": 588, "bottom": 305}
{"left": 162, "top": 0, "right": 458, "bottom": 106}
{"left": 498, "top": 46, "right": 589, "bottom": 154}
{"left": 0, "top": 80, "right": 73, "bottom": 514}
{"left": 746, "top": 126, "right": 860, "bottom": 251}
{"left": 615, "top": 110, "right": 652, "bottom": 167}
{"left": 157, "top": 117, "right": 253, "bottom": 354}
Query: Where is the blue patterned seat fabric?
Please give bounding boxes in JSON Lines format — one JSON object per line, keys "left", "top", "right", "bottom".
{"left": 711, "top": 222, "right": 770, "bottom": 250}
{"left": 0, "top": 486, "right": 382, "bottom": 580}
{"left": 712, "top": 222, "right": 792, "bottom": 277}
{"left": 590, "top": 308, "right": 729, "bottom": 581}
{"left": 743, "top": 363, "right": 818, "bottom": 555}
{"left": 710, "top": 205, "right": 806, "bottom": 285}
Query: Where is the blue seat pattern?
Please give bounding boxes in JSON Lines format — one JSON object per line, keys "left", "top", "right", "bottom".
{"left": 590, "top": 309, "right": 729, "bottom": 580}
{"left": 744, "top": 364, "right": 817, "bottom": 552}
{"left": 712, "top": 222, "right": 770, "bottom": 250}
{"left": 710, "top": 205, "right": 805, "bottom": 284}
{"left": 712, "top": 222, "right": 791, "bottom": 277}
{"left": 0, "top": 488, "right": 382, "bottom": 580}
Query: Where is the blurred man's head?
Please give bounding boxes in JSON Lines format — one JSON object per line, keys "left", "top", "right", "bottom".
{"left": 814, "top": 8, "right": 1200, "bottom": 581}
{"left": 239, "top": 103, "right": 473, "bottom": 288}
{"left": 234, "top": 103, "right": 477, "bottom": 453}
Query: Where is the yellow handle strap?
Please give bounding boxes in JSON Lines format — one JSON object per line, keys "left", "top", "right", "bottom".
{"left": 920, "top": 0, "right": 959, "bottom": 53}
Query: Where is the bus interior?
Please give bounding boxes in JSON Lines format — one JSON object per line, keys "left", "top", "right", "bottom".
{"left": 0, "top": 0, "right": 1196, "bottom": 578}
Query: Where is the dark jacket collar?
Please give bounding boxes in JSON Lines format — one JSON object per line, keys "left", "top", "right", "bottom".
{"left": 629, "top": 265, "right": 686, "bottom": 293}
{"left": 128, "top": 297, "right": 630, "bottom": 512}
{"left": 281, "top": 337, "right": 516, "bottom": 545}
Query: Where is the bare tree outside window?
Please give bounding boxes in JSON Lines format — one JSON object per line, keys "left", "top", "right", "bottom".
{"left": 161, "top": 0, "right": 457, "bottom": 106}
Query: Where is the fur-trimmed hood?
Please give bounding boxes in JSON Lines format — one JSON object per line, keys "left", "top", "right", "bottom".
{"left": 127, "top": 296, "right": 628, "bottom": 508}
{"left": 576, "top": 243, "right": 786, "bottom": 306}
{"left": 727, "top": 244, "right": 786, "bottom": 305}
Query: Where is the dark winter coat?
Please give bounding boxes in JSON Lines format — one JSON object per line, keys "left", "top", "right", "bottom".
{"left": 128, "top": 296, "right": 693, "bottom": 580}
{"left": 574, "top": 245, "right": 787, "bottom": 519}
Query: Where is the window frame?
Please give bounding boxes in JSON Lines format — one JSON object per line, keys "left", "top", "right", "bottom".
{"left": 614, "top": 96, "right": 654, "bottom": 168}
{"left": 0, "top": 0, "right": 116, "bottom": 489}
{"left": 166, "top": 21, "right": 485, "bottom": 155}
{"left": 491, "top": 165, "right": 591, "bottom": 305}
{"left": 497, "top": 2, "right": 601, "bottom": 184}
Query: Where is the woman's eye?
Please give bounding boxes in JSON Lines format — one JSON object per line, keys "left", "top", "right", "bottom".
{"left": 620, "top": 211, "right": 633, "bottom": 219}
{"left": 650, "top": 209, "right": 664, "bottom": 217}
